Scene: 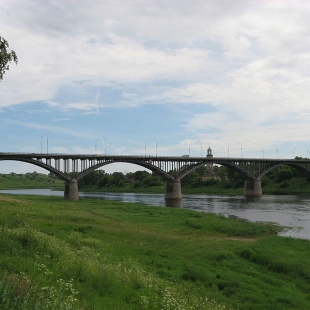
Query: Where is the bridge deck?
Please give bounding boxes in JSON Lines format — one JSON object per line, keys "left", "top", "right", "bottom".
{"left": 0, "top": 152, "right": 307, "bottom": 163}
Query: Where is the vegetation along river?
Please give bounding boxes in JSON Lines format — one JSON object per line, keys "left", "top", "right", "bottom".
{"left": 1, "top": 189, "right": 309, "bottom": 240}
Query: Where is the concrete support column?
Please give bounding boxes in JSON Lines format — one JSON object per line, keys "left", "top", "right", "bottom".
{"left": 244, "top": 178, "right": 262, "bottom": 197}
{"left": 64, "top": 178, "right": 79, "bottom": 200}
{"left": 64, "top": 181, "right": 70, "bottom": 199}
{"left": 165, "top": 178, "right": 182, "bottom": 207}
{"left": 69, "top": 178, "right": 79, "bottom": 200}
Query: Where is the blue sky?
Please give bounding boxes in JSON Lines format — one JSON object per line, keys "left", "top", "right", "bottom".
{"left": 1, "top": 0, "right": 310, "bottom": 173}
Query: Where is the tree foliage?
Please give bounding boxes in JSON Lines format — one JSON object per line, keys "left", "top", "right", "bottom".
{"left": 0, "top": 36, "right": 18, "bottom": 81}
{"left": 76, "top": 163, "right": 308, "bottom": 193}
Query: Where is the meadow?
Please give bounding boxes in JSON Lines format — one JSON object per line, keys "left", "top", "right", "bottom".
{"left": 0, "top": 173, "right": 63, "bottom": 190}
{"left": 1, "top": 194, "right": 310, "bottom": 309}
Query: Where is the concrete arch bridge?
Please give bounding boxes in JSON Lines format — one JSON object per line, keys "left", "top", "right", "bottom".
{"left": 1, "top": 153, "right": 310, "bottom": 203}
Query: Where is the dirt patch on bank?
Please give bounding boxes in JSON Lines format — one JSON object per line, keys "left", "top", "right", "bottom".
{"left": 225, "top": 237, "right": 258, "bottom": 242}
{"left": 0, "top": 195, "right": 25, "bottom": 203}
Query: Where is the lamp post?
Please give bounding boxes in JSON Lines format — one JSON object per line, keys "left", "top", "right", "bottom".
{"left": 95, "top": 138, "right": 98, "bottom": 154}
{"left": 236, "top": 142, "right": 243, "bottom": 158}
{"left": 272, "top": 144, "right": 278, "bottom": 159}
{"left": 229, "top": 142, "right": 242, "bottom": 158}
{"left": 304, "top": 146, "right": 309, "bottom": 159}
{"left": 228, "top": 144, "right": 231, "bottom": 158}
{"left": 103, "top": 136, "right": 106, "bottom": 156}
{"left": 262, "top": 145, "right": 266, "bottom": 159}
{"left": 145, "top": 140, "right": 148, "bottom": 156}
{"left": 189, "top": 141, "right": 192, "bottom": 157}
{"left": 154, "top": 139, "right": 157, "bottom": 157}
{"left": 46, "top": 134, "right": 49, "bottom": 155}
{"left": 293, "top": 147, "right": 297, "bottom": 158}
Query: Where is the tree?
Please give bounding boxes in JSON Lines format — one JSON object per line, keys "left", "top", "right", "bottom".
{"left": 274, "top": 166, "right": 294, "bottom": 183}
{"left": 134, "top": 171, "right": 150, "bottom": 181}
{"left": 0, "top": 36, "right": 18, "bottom": 81}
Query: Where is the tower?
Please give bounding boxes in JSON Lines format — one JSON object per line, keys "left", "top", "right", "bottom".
{"left": 206, "top": 146, "right": 213, "bottom": 170}
{"left": 207, "top": 146, "right": 213, "bottom": 158}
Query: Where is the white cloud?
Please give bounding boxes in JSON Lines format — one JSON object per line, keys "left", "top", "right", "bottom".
{"left": 1, "top": 0, "right": 310, "bottom": 163}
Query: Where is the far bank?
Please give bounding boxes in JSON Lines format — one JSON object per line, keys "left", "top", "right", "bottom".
{"left": 2, "top": 170, "right": 310, "bottom": 196}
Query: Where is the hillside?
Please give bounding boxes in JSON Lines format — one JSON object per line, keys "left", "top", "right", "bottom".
{"left": 2, "top": 195, "right": 310, "bottom": 309}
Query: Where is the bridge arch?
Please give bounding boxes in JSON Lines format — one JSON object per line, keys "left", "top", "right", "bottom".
{"left": 259, "top": 162, "right": 310, "bottom": 178}
{"left": 178, "top": 161, "right": 253, "bottom": 180}
{"left": 183, "top": 160, "right": 310, "bottom": 181}
{"left": 2, "top": 153, "right": 310, "bottom": 200}
{"left": 0, "top": 158, "right": 70, "bottom": 181}
{"left": 76, "top": 159, "right": 174, "bottom": 181}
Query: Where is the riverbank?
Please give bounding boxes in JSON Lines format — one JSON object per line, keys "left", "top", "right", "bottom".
{"left": 2, "top": 173, "right": 310, "bottom": 196}
{"left": 79, "top": 182, "right": 310, "bottom": 196}
{"left": 79, "top": 184, "right": 245, "bottom": 195}
{"left": 1, "top": 194, "right": 310, "bottom": 309}
{"left": 0, "top": 173, "right": 63, "bottom": 190}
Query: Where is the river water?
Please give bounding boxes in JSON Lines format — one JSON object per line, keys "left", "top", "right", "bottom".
{"left": 0, "top": 189, "right": 310, "bottom": 240}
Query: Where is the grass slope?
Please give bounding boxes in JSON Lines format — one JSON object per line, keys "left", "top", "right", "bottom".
{"left": 1, "top": 195, "right": 310, "bottom": 309}
{"left": 0, "top": 174, "right": 64, "bottom": 190}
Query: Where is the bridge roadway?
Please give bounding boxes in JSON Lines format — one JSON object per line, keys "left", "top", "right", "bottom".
{"left": 1, "top": 152, "right": 310, "bottom": 202}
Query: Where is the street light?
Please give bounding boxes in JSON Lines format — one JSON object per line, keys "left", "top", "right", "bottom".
{"left": 145, "top": 140, "right": 148, "bottom": 156}
{"left": 272, "top": 144, "right": 278, "bottom": 159}
{"left": 189, "top": 141, "right": 192, "bottom": 157}
{"left": 235, "top": 142, "right": 243, "bottom": 158}
{"left": 293, "top": 147, "right": 297, "bottom": 158}
{"left": 262, "top": 145, "right": 266, "bottom": 159}
{"left": 304, "top": 146, "right": 309, "bottom": 159}
{"left": 228, "top": 143, "right": 232, "bottom": 158}
{"left": 154, "top": 139, "right": 157, "bottom": 157}
{"left": 46, "top": 134, "right": 49, "bottom": 155}
{"left": 103, "top": 136, "right": 106, "bottom": 156}
{"left": 228, "top": 142, "right": 242, "bottom": 158}
{"left": 95, "top": 138, "right": 98, "bottom": 154}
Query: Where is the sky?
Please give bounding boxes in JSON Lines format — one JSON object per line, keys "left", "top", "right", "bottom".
{"left": 1, "top": 0, "right": 310, "bottom": 174}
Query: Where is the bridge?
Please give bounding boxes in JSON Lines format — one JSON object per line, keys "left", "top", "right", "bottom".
{"left": 1, "top": 152, "right": 310, "bottom": 203}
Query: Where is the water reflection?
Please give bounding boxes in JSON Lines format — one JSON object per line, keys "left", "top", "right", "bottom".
{"left": 244, "top": 196, "right": 262, "bottom": 204}
{"left": 1, "top": 189, "right": 310, "bottom": 240}
{"left": 165, "top": 198, "right": 182, "bottom": 208}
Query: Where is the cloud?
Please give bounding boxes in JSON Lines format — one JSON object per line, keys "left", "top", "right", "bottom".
{"left": 6, "top": 119, "right": 92, "bottom": 139}
{"left": 1, "top": 0, "right": 310, "bottom": 162}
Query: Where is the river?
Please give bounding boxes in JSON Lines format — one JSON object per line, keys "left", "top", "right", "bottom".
{"left": 0, "top": 189, "right": 310, "bottom": 240}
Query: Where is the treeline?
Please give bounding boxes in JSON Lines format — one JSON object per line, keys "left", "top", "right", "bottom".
{"left": 0, "top": 171, "right": 63, "bottom": 190}
{"left": 77, "top": 166, "right": 231, "bottom": 189}
{"left": 261, "top": 164, "right": 310, "bottom": 194}
{"left": 78, "top": 163, "right": 310, "bottom": 195}
{"left": 78, "top": 170, "right": 164, "bottom": 189}
{"left": 1, "top": 163, "right": 310, "bottom": 194}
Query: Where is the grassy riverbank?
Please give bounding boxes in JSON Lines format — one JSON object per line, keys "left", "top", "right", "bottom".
{"left": 2, "top": 172, "right": 310, "bottom": 196}
{"left": 1, "top": 195, "right": 310, "bottom": 309}
{"left": 79, "top": 184, "right": 245, "bottom": 195}
{"left": 79, "top": 178, "right": 310, "bottom": 196}
{"left": 0, "top": 173, "right": 63, "bottom": 190}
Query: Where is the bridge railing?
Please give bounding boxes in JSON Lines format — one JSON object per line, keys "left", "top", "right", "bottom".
{"left": 0, "top": 152, "right": 308, "bottom": 162}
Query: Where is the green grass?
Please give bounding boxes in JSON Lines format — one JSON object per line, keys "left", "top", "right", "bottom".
{"left": 78, "top": 183, "right": 245, "bottom": 196}
{"left": 262, "top": 177, "right": 310, "bottom": 195}
{"left": 0, "top": 173, "right": 64, "bottom": 190}
{"left": 71, "top": 177, "right": 310, "bottom": 196}
{"left": 1, "top": 194, "right": 310, "bottom": 309}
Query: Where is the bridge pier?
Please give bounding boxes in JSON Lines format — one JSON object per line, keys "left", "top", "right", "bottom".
{"left": 244, "top": 178, "right": 262, "bottom": 197}
{"left": 64, "top": 181, "right": 69, "bottom": 199}
{"left": 165, "top": 178, "right": 182, "bottom": 207}
{"left": 64, "top": 178, "right": 79, "bottom": 200}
